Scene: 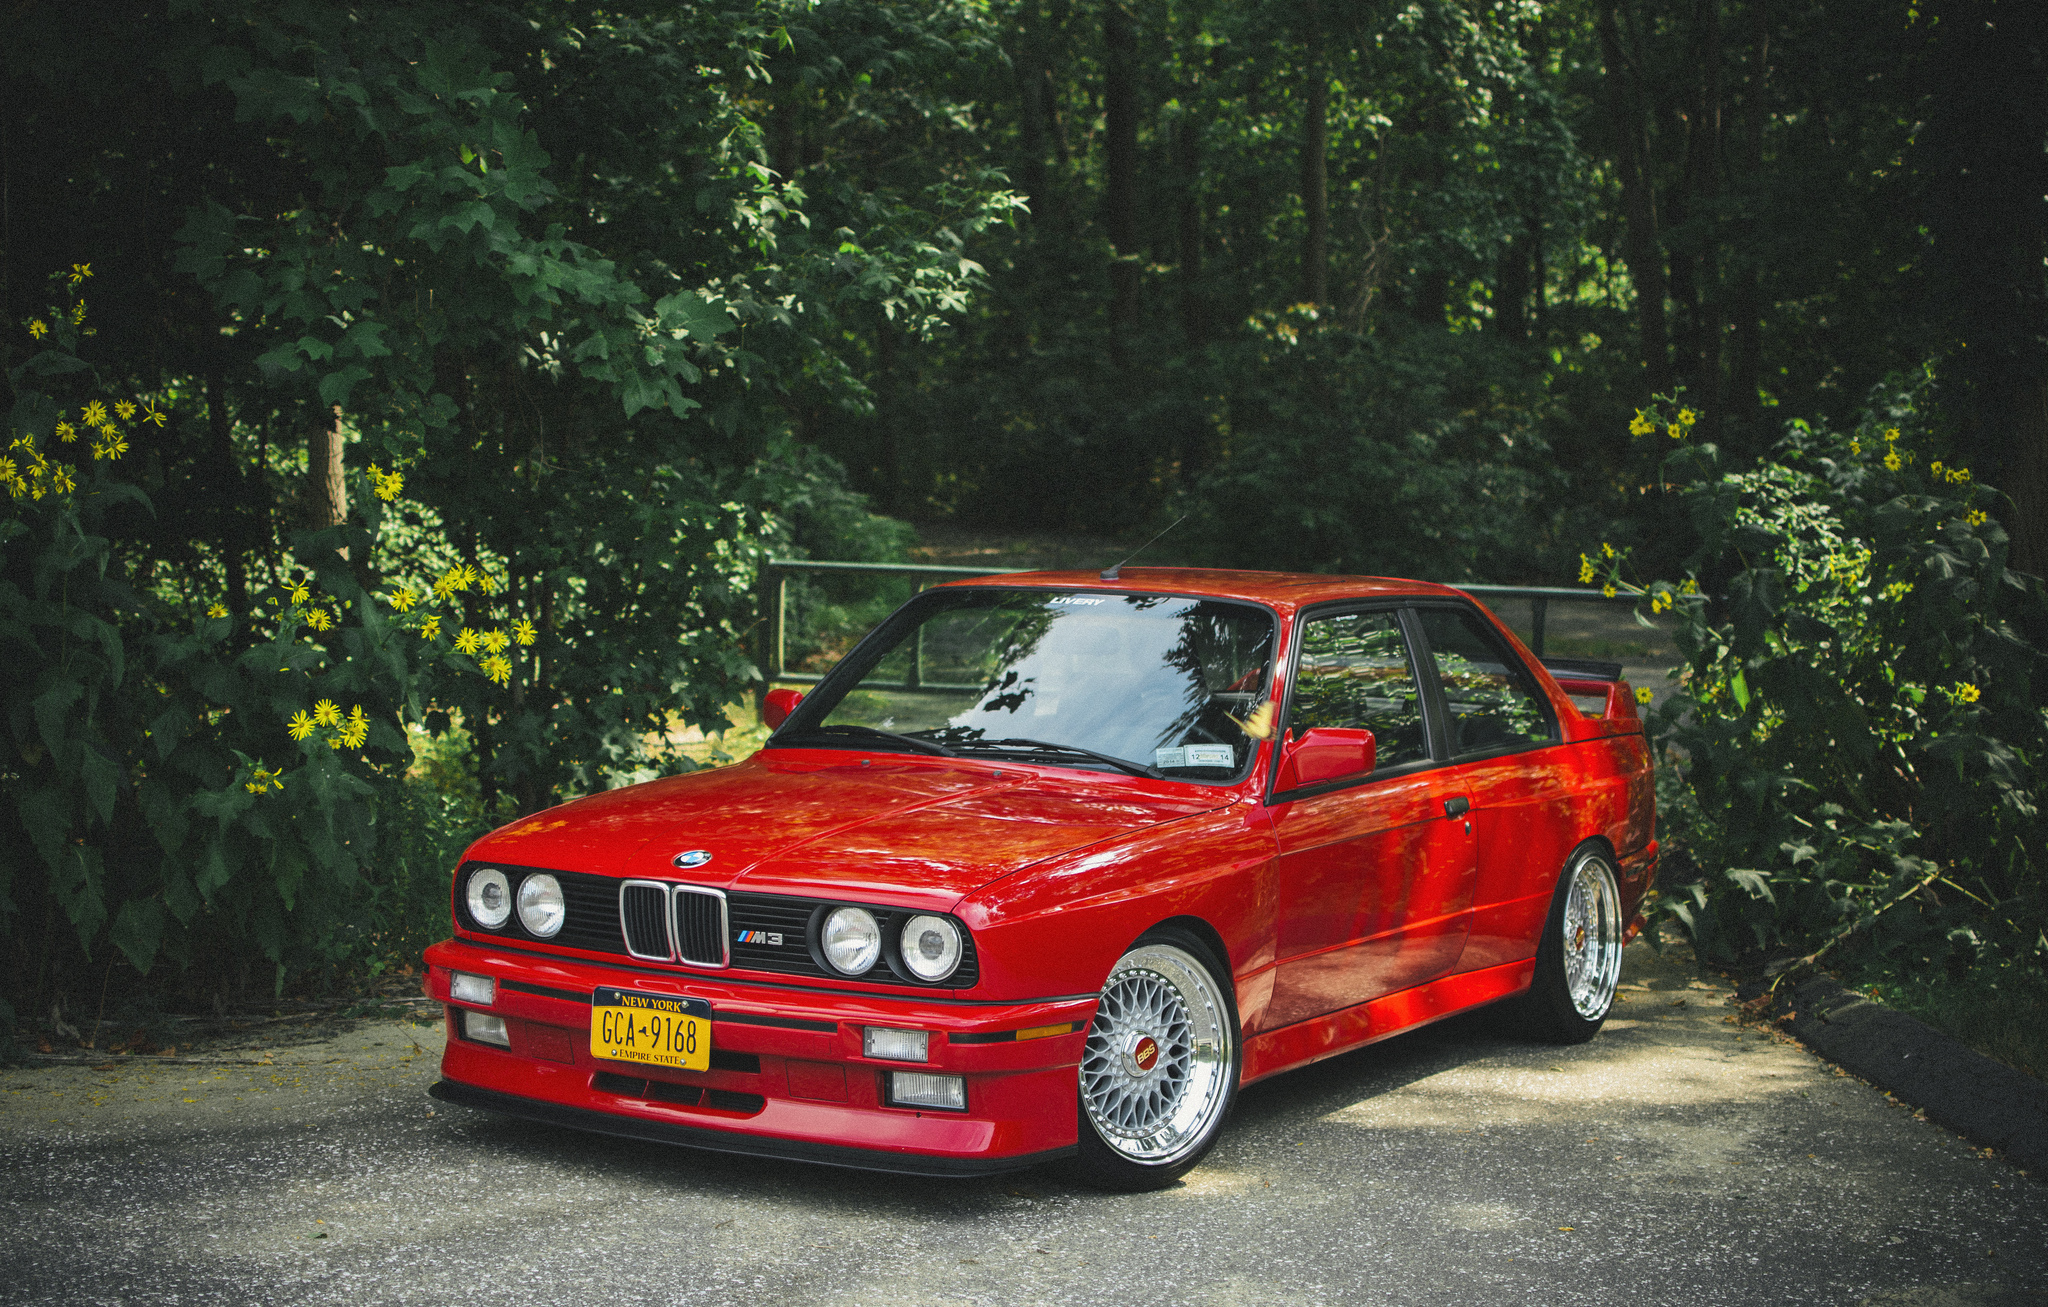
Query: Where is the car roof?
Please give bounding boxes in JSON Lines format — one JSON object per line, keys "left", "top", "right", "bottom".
{"left": 932, "top": 568, "right": 1471, "bottom": 616}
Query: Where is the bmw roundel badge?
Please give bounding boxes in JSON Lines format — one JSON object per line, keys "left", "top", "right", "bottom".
{"left": 672, "top": 849, "right": 713, "bottom": 869}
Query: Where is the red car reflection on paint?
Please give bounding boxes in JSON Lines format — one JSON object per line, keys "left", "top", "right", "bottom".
{"left": 425, "top": 569, "right": 1656, "bottom": 1191}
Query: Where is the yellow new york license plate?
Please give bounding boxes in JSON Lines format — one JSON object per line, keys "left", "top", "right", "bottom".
{"left": 589, "top": 987, "right": 712, "bottom": 1072}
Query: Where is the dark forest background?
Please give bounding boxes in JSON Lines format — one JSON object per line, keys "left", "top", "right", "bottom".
{"left": 2, "top": 0, "right": 2044, "bottom": 1022}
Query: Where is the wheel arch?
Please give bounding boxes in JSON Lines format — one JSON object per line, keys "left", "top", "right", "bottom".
{"left": 1134, "top": 914, "right": 1236, "bottom": 994}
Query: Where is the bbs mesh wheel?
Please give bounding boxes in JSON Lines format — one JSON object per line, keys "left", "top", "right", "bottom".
{"left": 1066, "top": 931, "right": 1239, "bottom": 1191}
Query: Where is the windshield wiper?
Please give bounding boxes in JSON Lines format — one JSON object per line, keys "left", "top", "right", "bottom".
{"left": 955, "top": 737, "right": 1163, "bottom": 779}
{"left": 781, "top": 724, "right": 957, "bottom": 757}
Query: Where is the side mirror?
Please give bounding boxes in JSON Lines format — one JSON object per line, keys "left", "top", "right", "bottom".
{"left": 762, "top": 687, "right": 805, "bottom": 730}
{"left": 1275, "top": 726, "right": 1376, "bottom": 791}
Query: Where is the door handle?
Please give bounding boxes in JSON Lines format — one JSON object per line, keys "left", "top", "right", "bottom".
{"left": 1443, "top": 795, "right": 1470, "bottom": 818}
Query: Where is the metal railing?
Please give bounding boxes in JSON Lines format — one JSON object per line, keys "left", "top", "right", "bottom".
{"left": 755, "top": 559, "right": 1639, "bottom": 685}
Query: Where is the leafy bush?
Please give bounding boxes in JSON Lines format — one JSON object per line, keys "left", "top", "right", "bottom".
{"left": 1590, "top": 372, "right": 2047, "bottom": 985}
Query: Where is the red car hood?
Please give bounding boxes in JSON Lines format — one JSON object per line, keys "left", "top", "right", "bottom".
{"left": 466, "top": 749, "right": 1233, "bottom": 907}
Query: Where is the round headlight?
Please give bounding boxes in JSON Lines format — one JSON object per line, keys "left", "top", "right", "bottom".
{"left": 900, "top": 914, "right": 963, "bottom": 982}
{"left": 821, "top": 906, "right": 881, "bottom": 976}
{"left": 466, "top": 868, "right": 512, "bottom": 929}
{"left": 516, "top": 873, "right": 565, "bottom": 938}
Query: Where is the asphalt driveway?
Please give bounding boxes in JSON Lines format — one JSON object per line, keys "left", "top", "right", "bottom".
{"left": 4, "top": 941, "right": 2043, "bottom": 1307}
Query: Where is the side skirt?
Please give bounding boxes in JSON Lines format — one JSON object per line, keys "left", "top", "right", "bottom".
{"left": 1239, "top": 957, "right": 1536, "bottom": 1086}
{"left": 428, "top": 1078, "right": 1077, "bottom": 1179}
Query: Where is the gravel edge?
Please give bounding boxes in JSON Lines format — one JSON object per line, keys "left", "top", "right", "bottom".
{"left": 1782, "top": 976, "right": 2048, "bottom": 1177}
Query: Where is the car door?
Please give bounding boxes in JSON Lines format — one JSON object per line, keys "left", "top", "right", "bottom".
{"left": 1266, "top": 607, "right": 1480, "bottom": 1029}
{"left": 1407, "top": 604, "right": 1578, "bottom": 974}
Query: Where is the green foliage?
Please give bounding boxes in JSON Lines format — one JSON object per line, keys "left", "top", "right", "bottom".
{"left": 1590, "top": 373, "right": 2048, "bottom": 982}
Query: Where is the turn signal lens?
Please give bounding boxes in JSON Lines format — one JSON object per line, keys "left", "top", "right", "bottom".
{"left": 890, "top": 1071, "right": 966, "bottom": 1111}
{"left": 822, "top": 906, "right": 881, "bottom": 976}
{"left": 516, "top": 873, "right": 565, "bottom": 937}
{"left": 463, "top": 1011, "right": 510, "bottom": 1047}
{"left": 863, "top": 1027, "right": 929, "bottom": 1062}
{"left": 466, "top": 867, "right": 512, "bottom": 929}
{"left": 899, "top": 914, "right": 962, "bottom": 982}
{"left": 450, "top": 972, "right": 495, "bottom": 1005}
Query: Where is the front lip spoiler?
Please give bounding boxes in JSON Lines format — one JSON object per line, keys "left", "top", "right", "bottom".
{"left": 428, "top": 1078, "right": 1077, "bottom": 1179}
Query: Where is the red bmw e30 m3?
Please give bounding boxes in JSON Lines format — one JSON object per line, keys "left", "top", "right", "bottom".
{"left": 425, "top": 568, "right": 1657, "bottom": 1190}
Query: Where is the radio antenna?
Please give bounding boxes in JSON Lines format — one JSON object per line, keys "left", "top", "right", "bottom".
{"left": 1099, "top": 513, "right": 1189, "bottom": 581}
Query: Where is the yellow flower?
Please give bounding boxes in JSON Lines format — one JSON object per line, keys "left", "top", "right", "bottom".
{"left": 52, "top": 466, "right": 75, "bottom": 494}
{"left": 56, "top": 420, "right": 77, "bottom": 443}
{"left": 1930, "top": 461, "right": 1944, "bottom": 477}
{"left": 94, "top": 432, "right": 128, "bottom": 460}
{"left": 1602, "top": 583, "right": 1618, "bottom": 599}
{"left": 207, "top": 603, "right": 228, "bottom": 619}
{"left": 287, "top": 711, "right": 316, "bottom": 741}
{"left": 141, "top": 400, "right": 167, "bottom": 427}
{"left": 1967, "top": 509, "right": 1988, "bottom": 526}
{"left": 70, "top": 301, "right": 87, "bottom": 325}
{"left": 483, "top": 628, "right": 509, "bottom": 654}
{"left": 313, "top": 699, "right": 342, "bottom": 727}
{"left": 1849, "top": 441, "right": 1861, "bottom": 455}
{"left": 1884, "top": 427, "right": 1899, "bottom": 442}
{"left": 114, "top": 400, "right": 136, "bottom": 420}
{"left": 1954, "top": 682, "right": 1981, "bottom": 703}
{"left": 420, "top": 614, "right": 442, "bottom": 641}
{"left": 1635, "top": 687, "right": 1654, "bottom": 705}
{"left": 389, "top": 588, "right": 417, "bottom": 613}
{"left": 0, "top": 458, "right": 13, "bottom": 481}
{"left": 290, "top": 581, "right": 311, "bottom": 606}
{"left": 339, "top": 706, "right": 370, "bottom": 749}
{"left": 68, "top": 262, "right": 92, "bottom": 286}
{"left": 512, "top": 617, "right": 537, "bottom": 646}
{"left": 1651, "top": 590, "right": 1673, "bottom": 614}
{"left": 375, "top": 469, "right": 402, "bottom": 501}
{"left": 1883, "top": 451, "right": 1902, "bottom": 471}
{"left": 1628, "top": 411, "right": 1656, "bottom": 437}
{"left": 27, "top": 320, "right": 47, "bottom": 339}
{"left": 1601, "top": 542, "right": 1616, "bottom": 558}
{"left": 304, "top": 608, "right": 333, "bottom": 632}
{"left": 434, "top": 566, "right": 467, "bottom": 597}
{"left": 1950, "top": 467, "right": 1972, "bottom": 484}
{"left": 454, "top": 627, "right": 482, "bottom": 655}
{"left": 81, "top": 400, "right": 108, "bottom": 427}
{"left": 1677, "top": 408, "right": 1696, "bottom": 427}
{"left": 1667, "top": 423, "right": 1683, "bottom": 440}
{"left": 482, "top": 654, "right": 513, "bottom": 686}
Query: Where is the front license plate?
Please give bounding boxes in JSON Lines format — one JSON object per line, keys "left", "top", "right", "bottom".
{"left": 589, "top": 987, "right": 712, "bottom": 1072}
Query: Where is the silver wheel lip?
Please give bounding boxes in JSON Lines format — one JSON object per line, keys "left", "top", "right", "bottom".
{"left": 1562, "top": 854, "right": 1624, "bottom": 1020}
{"left": 1080, "top": 943, "right": 1234, "bottom": 1167}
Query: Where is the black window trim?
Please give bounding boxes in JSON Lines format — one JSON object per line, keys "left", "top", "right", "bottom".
{"left": 1405, "top": 598, "right": 1564, "bottom": 765}
{"left": 1263, "top": 598, "right": 1446, "bottom": 807}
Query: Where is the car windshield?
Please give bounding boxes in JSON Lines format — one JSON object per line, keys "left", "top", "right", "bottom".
{"left": 776, "top": 588, "right": 1277, "bottom": 781}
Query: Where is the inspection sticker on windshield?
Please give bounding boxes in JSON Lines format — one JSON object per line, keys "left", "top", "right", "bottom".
{"left": 1156, "top": 744, "right": 1235, "bottom": 769}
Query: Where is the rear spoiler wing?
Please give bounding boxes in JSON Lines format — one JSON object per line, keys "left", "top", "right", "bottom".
{"left": 1540, "top": 656, "right": 1642, "bottom": 731}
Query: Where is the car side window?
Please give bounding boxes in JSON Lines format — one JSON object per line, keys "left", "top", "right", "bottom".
{"left": 1288, "top": 610, "right": 1428, "bottom": 769}
{"left": 1416, "top": 608, "right": 1558, "bottom": 754}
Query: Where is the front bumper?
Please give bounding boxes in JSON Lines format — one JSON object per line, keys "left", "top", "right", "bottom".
{"left": 424, "top": 938, "right": 1095, "bottom": 1174}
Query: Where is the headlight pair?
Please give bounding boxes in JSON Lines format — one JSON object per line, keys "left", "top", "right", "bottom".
{"left": 465, "top": 867, "right": 566, "bottom": 938}
{"left": 820, "top": 906, "right": 963, "bottom": 983}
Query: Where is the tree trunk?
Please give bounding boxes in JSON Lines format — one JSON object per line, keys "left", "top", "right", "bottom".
{"left": 1598, "top": 0, "right": 1673, "bottom": 394}
{"left": 1174, "top": 68, "right": 1204, "bottom": 350}
{"left": 1300, "top": 57, "right": 1329, "bottom": 307}
{"left": 1677, "top": 0, "right": 1725, "bottom": 431}
{"left": 1727, "top": 0, "right": 1770, "bottom": 440}
{"left": 1103, "top": 0, "right": 1141, "bottom": 359}
{"left": 305, "top": 404, "right": 347, "bottom": 532}
{"left": 1016, "top": 5, "right": 1053, "bottom": 226}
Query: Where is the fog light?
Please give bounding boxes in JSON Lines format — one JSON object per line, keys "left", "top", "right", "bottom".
{"left": 863, "top": 1026, "right": 929, "bottom": 1062}
{"left": 464, "top": 1011, "right": 510, "bottom": 1047}
{"left": 450, "top": 972, "right": 495, "bottom": 1005}
{"left": 889, "top": 1071, "right": 965, "bottom": 1111}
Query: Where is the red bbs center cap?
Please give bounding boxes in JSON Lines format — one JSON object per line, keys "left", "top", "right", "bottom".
{"left": 1133, "top": 1036, "right": 1160, "bottom": 1073}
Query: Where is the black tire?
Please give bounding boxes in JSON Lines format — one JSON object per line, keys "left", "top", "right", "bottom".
{"left": 1062, "top": 928, "right": 1241, "bottom": 1192}
{"left": 1514, "top": 844, "right": 1626, "bottom": 1045}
